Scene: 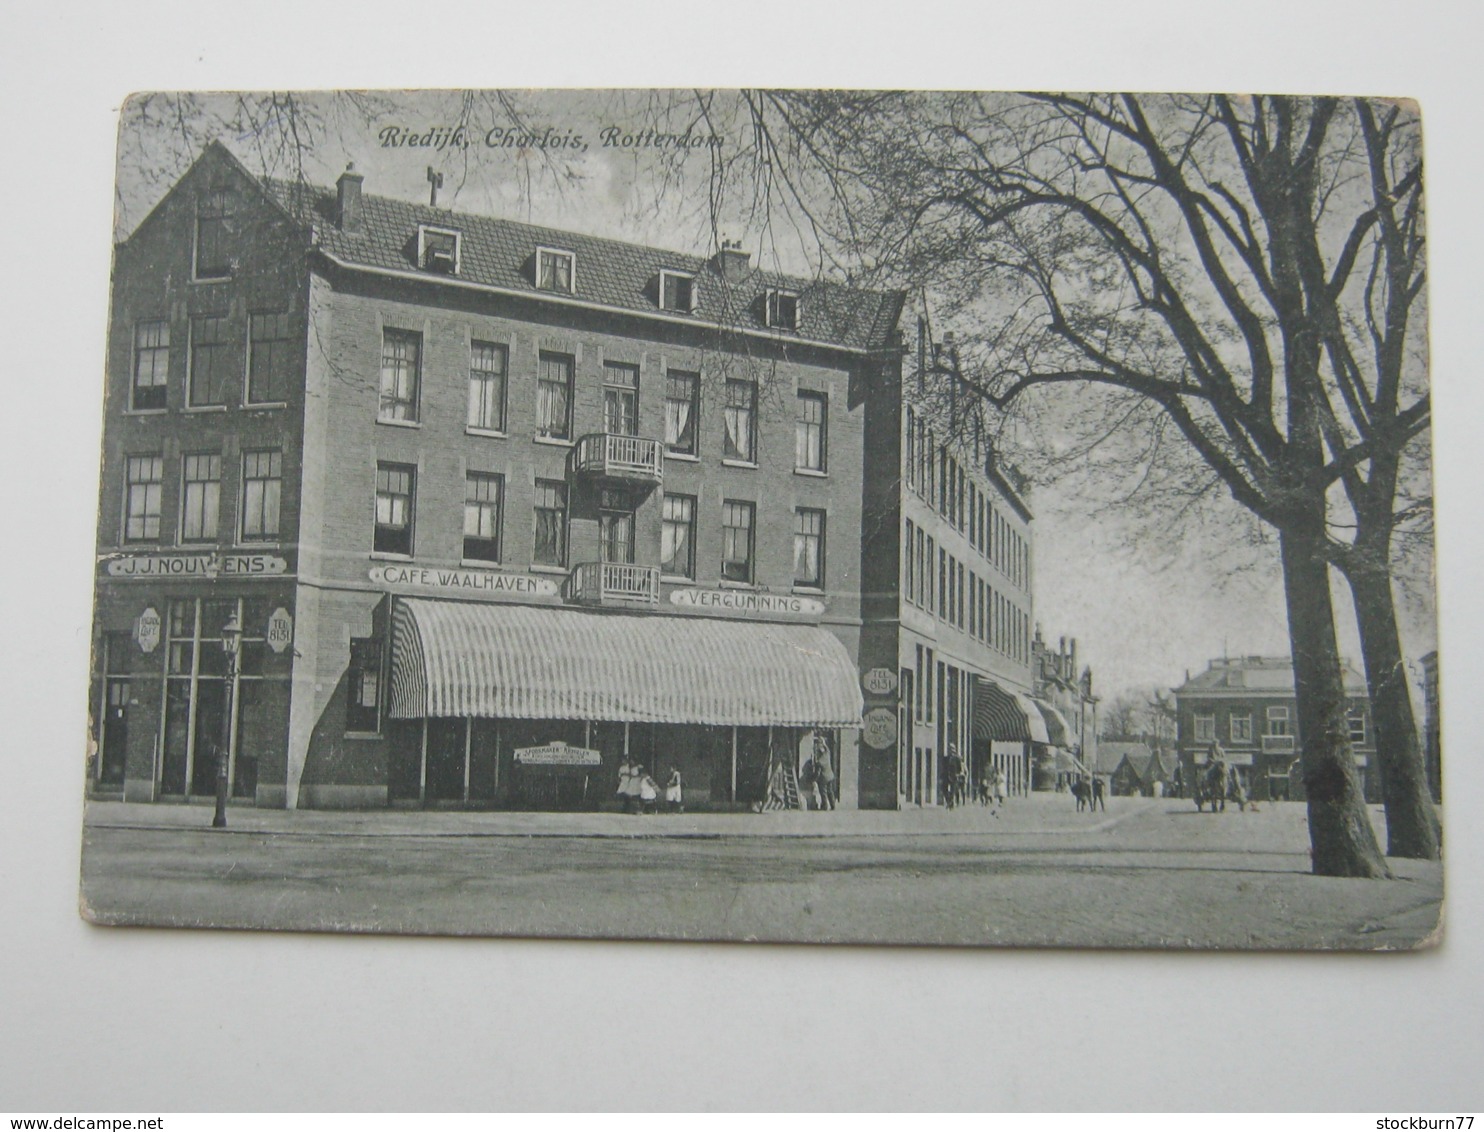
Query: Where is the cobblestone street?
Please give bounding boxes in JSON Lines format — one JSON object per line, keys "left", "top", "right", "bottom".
{"left": 80, "top": 794, "right": 1442, "bottom": 949}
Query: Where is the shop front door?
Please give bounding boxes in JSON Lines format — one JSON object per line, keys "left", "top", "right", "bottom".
{"left": 99, "top": 678, "right": 130, "bottom": 788}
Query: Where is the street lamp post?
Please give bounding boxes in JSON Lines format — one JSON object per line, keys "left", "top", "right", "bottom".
{"left": 213, "top": 612, "right": 242, "bottom": 829}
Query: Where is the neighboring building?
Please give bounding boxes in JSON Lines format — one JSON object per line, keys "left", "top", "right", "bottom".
{"left": 1030, "top": 630, "right": 1097, "bottom": 790}
{"left": 856, "top": 322, "right": 1039, "bottom": 806}
{"left": 1099, "top": 742, "right": 1176, "bottom": 797}
{"left": 89, "top": 141, "right": 909, "bottom": 812}
{"left": 1421, "top": 650, "right": 1440, "bottom": 802}
{"left": 1172, "top": 656, "right": 1378, "bottom": 803}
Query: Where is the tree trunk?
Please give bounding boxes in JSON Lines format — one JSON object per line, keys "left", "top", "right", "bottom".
{"left": 1280, "top": 521, "right": 1392, "bottom": 878}
{"left": 1346, "top": 563, "right": 1442, "bottom": 860}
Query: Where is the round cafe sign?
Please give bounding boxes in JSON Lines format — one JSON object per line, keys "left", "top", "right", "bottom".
{"left": 862, "top": 707, "right": 899, "bottom": 749}
{"left": 134, "top": 607, "right": 161, "bottom": 654}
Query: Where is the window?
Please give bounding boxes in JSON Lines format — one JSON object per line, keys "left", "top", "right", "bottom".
{"left": 123, "top": 455, "right": 163, "bottom": 542}
{"left": 241, "top": 450, "right": 282, "bottom": 542}
{"left": 721, "top": 500, "right": 755, "bottom": 583}
{"left": 660, "top": 270, "right": 695, "bottom": 312}
{"left": 723, "top": 378, "right": 757, "bottom": 462}
{"left": 532, "top": 480, "right": 568, "bottom": 567}
{"left": 1348, "top": 709, "right": 1367, "bottom": 744}
{"left": 905, "top": 408, "right": 917, "bottom": 491}
{"left": 1195, "top": 714, "right": 1216, "bottom": 743}
{"left": 661, "top": 494, "right": 696, "bottom": 578}
{"left": 536, "top": 352, "right": 574, "bottom": 440}
{"left": 765, "top": 289, "right": 800, "bottom": 330}
{"left": 374, "top": 463, "right": 415, "bottom": 556}
{"left": 248, "top": 312, "right": 295, "bottom": 405}
{"left": 925, "top": 535, "right": 936, "bottom": 615}
{"left": 664, "top": 371, "right": 699, "bottom": 455}
{"left": 1230, "top": 712, "right": 1253, "bottom": 743}
{"left": 904, "top": 519, "right": 916, "bottom": 604}
{"left": 346, "top": 638, "right": 382, "bottom": 733}
{"left": 379, "top": 329, "right": 421, "bottom": 423}
{"left": 132, "top": 320, "right": 169, "bottom": 410}
{"left": 179, "top": 453, "right": 221, "bottom": 543}
{"left": 194, "top": 189, "right": 232, "bottom": 279}
{"left": 1266, "top": 706, "right": 1291, "bottom": 736}
{"left": 536, "top": 247, "right": 575, "bottom": 293}
{"left": 794, "top": 508, "right": 825, "bottom": 589}
{"left": 467, "top": 341, "right": 508, "bottom": 432}
{"left": 603, "top": 362, "right": 640, "bottom": 437}
{"left": 418, "top": 226, "right": 460, "bottom": 274}
{"left": 795, "top": 391, "right": 827, "bottom": 472}
{"left": 188, "top": 315, "right": 233, "bottom": 407}
{"left": 463, "top": 472, "right": 503, "bottom": 563}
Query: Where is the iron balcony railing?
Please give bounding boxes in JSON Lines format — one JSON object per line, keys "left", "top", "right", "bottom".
{"left": 565, "top": 561, "right": 661, "bottom": 607}
{"left": 1261, "top": 733, "right": 1296, "bottom": 754}
{"left": 572, "top": 433, "right": 664, "bottom": 484}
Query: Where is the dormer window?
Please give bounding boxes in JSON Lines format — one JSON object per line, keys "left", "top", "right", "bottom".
{"left": 536, "top": 247, "right": 576, "bottom": 293}
{"left": 660, "top": 270, "right": 696, "bottom": 312}
{"left": 418, "top": 226, "right": 461, "bottom": 274}
{"left": 766, "top": 289, "right": 801, "bottom": 330}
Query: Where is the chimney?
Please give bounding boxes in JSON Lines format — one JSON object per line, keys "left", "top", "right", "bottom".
{"left": 336, "top": 163, "right": 364, "bottom": 232}
{"left": 715, "top": 239, "right": 751, "bottom": 283}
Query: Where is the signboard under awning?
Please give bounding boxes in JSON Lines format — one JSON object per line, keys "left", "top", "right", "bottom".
{"left": 514, "top": 743, "right": 601, "bottom": 767}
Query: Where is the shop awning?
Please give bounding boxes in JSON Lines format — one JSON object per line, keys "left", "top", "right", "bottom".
{"left": 388, "top": 598, "right": 864, "bottom": 727}
{"left": 973, "top": 678, "right": 1050, "bottom": 744}
{"left": 1031, "top": 698, "right": 1073, "bottom": 747}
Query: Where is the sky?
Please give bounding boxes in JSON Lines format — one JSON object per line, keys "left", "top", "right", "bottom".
{"left": 112, "top": 89, "right": 1437, "bottom": 703}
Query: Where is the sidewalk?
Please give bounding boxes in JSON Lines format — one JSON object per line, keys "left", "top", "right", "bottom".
{"left": 83, "top": 791, "right": 1145, "bottom": 839}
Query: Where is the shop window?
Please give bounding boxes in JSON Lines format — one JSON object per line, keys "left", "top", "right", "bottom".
{"left": 536, "top": 352, "right": 574, "bottom": 440}
{"left": 189, "top": 315, "right": 233, "bottom": 407}
{"left": 131, "top": 320, "right": 169, "bottom": 411}
{"left": 661, "top": 494, "right": 696, "bottom": 579}
{"left": 248, "top": 312, "right": 295, "bottom": 405}
{"left": 194, "top": 189, "right": 233, "bottom": 280}
{"left": 795, "top": 391, "right": 827, "bottom": 472}
{"left": 241, "top": 450, "right": 282, "bottom": 542}
{"left": 532, "top": 479, "right": 568, "bottom": 567}
{"left": 660, "top": 270, "right": 695, "bottom": 312}
{"left": 536, "top": 247, "right": 575, "bottom": 293}
{"left": 467, "top": 341, "right": 508, "bottom": 432}
{"left": 123, "top": 454, "right": 163, "bottom": 542}
{"left": 346, "top": 638, "right": 383, "bottom": 734}
{"left": 379, "top": 328, "right": 421, "bottom": 423}
{"left": 603, "top": 361, "right": 640, "bottom": 437}
{"left": 723, "top": 378, "right": 757, "bottom": 462}
{"left": 765, "top": 289, "right": 800, "bottom": 330}
{"left": 664, "top": 370, "right": 699, "bottom": 455}
{"left": 721, "top": 500, "right": 755, "bottom": 583}
{"left": 1195, "top": 714, "right": 1216, "bottom": 743}
{"left": 1230, "top": 712, "right": 1253, "bottom": 743}
{"left": 374, "top": 462, "right": 416, "bottom": 556}
{"left": 179, "top": 453, "right": 221, "bottom": 543}
{"left": 794, "top": 508, "right": 825, "bottom": 589}
{"left": 463, "top": 472, "right": 503, "bottom": 563}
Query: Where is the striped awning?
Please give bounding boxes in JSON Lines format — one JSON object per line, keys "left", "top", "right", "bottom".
{"left": 973, "top": 678, "right": 1050, "bottom": 744}
{"left": 388, "top": 597, "right": 863, "bottom": 726}
{"left": 1032, "top": 698, "right": 1072, "bottom": 747}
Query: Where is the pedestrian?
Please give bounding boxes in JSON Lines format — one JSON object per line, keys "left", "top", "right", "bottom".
{"left": 992, "top": 765, "right": 1007, "bottom": 806}
{"left": 638, "top": 766, "right": 659, "bottom": 815}
{"left": 944, "top": 743, "right": 965, "bottom": 808}
{"left": 616, "top": 757, "right": 639, "bottom": 814}
{"left": 1091, "top": 774, "right": 1107, "bottom": 812}
{"left": 812, "top": 735, "right": 837, "bottom": 810}
{"left": 665, "top": 767, "right": 684, "bottom": 814}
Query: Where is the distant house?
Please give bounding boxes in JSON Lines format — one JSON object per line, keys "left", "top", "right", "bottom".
{"left": 1172, "top": 656, "right": 1378, "bottom": 803}
{"left": 1100, "top": 741, "right": 1177, "bottom": 796}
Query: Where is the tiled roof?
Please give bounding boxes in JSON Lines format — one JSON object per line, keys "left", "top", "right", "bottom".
{"left": 1096, "top": 741, "right": 1151, "bottom": 774}
{"left": 1173, "top": 657, "right": 1367, "bottom": 696}
{"left": 263, "top": 178, "right": 905, "bottom": 354}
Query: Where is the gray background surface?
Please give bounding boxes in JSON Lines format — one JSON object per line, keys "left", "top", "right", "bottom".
{"left": 2, "top": 0, "right": 1480, "bottom": 1111}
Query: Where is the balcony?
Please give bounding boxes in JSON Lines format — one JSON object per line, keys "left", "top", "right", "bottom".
{"left": 572, "top": 433, "right": 663, "bottom": 489}
{"left": 565, "top": 561, "right": 660, "bottom": 608}
{"left": 1261, "top": 733, "right": 1296, "bottom": 754}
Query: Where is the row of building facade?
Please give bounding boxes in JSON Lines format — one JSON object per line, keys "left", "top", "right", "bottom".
{"left": 89, "top": 142, "right": 1086, "bottom": 812}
